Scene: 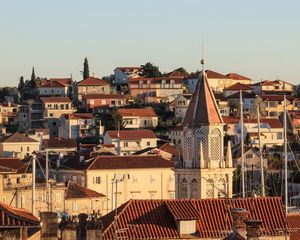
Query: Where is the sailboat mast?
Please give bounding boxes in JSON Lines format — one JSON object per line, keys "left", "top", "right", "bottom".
{"left": 240, "top": 90, "right": 245, "bottom": 197}
{"left": 257, "top": 103, "right": 265, "bottom": 196}
{"left": 284, "top": 94, "right": 288, "bottom": 212}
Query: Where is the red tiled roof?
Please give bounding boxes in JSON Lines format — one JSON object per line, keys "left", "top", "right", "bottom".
{"left": 40, "top": 78, "right": 72, "bottom": 86}
{"left": 287, "top": 213, "right": 300, "bottom": 240}
{"left": 226, "top": 73, "right": 251, "bottom": 81}
{"left": 43, "top": 138, "right": 77, "bottom": 149}
{"left": 40, "top": 97, "right": 72, "bottom": 103}
{"left": 158, "top": 143, "right": 177, "bottom": 156}
{"left": 206, "top": 70, "right": 230, "bottom": 79}
{"left": 77, "top": 77, "right": 109, "bottom": 86}
{"left": 258, "top": 95, "right": 297, "bottom": 102}
{"left": 184, "top": 71, "right": 223, "bottom": 126}
{"left": 165, "top": 200, "right": 200, "bottom": 220}
{"left": 252, "top": 80, "right": 276, "bottom": 86}
{"left": 40, "top": 80, "right": 66, "bottom": 88}
{"left": 222, "top": 116, "right": 240, "bottom": 124}
{"left": 101, "top": 197, "right": 287, "bottom": 239}
{"left": 0, "top": 202, "right": 40, "bottom": 226}
{"left": 243, "top": 118, "right": 282, "bottom": 128}
{"left": 0, "top": 132, "right": 38, "bottom": 143}
{"left": 224, "top": 83, "right": 252, "bottom": 91}
{"left": 82, "top": 93, "right": 126, "bottom": 100}
{"left": 62, "top": 113, "right": 94, "bottom": 120}
{"left": 226, "top": 91, "right": 256, "bottom": 99}
{"left": 118, "top": 107, "right": 157, "bottom": 117}
{"left": 106, "top": 129, "right": 157, "bottom": 140}
{"left": 88, "top": 155, "right": 173, "bottom": 170}
{"left": 65, "top": 181, "right": 106, "bottom": 199}
{"left": 0, "top": 158, "right": 27, "bottom": 173}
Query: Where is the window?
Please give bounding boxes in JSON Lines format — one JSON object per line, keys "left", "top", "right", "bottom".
{"left": 124, "top": 142, "right": 128, "bottom": 147}
{"left": 72, "top": 176, "right": 77, "bottom": 182}
{"left": 246, "top": 154, "right": 253, "bottom": 159}
{"left": 16, "top": 178, "right": 20, "bottom": 184}
{"left": 72, "top": 201, "right": 78, "bottom": 211}
{"left": 149, "top": 191, "right": 156, "bottom": 199}
{"left": 180, "top": 178, "right": 188, "bottom": 199}
{"left": 132, "top": 176, "right": 138, "bottom": 183}
{"left": 93, "top": 176, "right": 101, "bottom": 184}
{"left": 21, "top": 146, "right": 23, "bottom": 151}
{"left": 150, "top": 175, "right": 155, "bottom": 183}
{"left": 277, "top": 132, "right": 283, "bottom": 139}
{"left": 147, "top": 141, "right": 151, "bottom": 146}
{"left": 52, "top": 122, "right": 56, "bottom": 126}
{"left": 38, "top": 195, "right": 43, "bottom": 202}
{"left": 50, "top": 113, "right": 53, "bottom": 117}
{"left": 190, "top": 179, "right": 198, "bottom": 199}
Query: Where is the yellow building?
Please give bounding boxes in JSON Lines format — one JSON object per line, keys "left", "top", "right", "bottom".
{"left": 0, "top": 133, "right": 40, "bottom": 158}
{"left": 86, "top": 155, "right": 175, "bottom": 213}
{"left": 76, "top": 77, "right": 110, "bottom": 101}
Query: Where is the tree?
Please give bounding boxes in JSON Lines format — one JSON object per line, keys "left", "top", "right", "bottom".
{"left": 140, "top": 62, "right": 161, "bottom": 77}
{"left": 104, "top": 108, "right": 126, "bottom": 130}
{"left": 18, "top": 76, "right": 25, "bottom": 92}
{"left": 295, "top": 84, "right": 300, "bottom": 98}
{"left": 31, "top": 67, "right": 36, "bottom": 81}
{"left": 83, "top": 57, "right": 90, "bottom": 79}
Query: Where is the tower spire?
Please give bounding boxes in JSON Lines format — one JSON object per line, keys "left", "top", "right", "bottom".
{"left": 200, "top": 37, "right": 205, "bottom": 73}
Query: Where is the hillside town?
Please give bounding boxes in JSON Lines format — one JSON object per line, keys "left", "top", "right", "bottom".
{"left": 0, "top": 57, "right": 300, "bottom": 239}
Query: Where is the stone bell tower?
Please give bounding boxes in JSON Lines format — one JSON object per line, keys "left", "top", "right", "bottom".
{"left": 175, "top": 61, "right": 235, "bottom": 199}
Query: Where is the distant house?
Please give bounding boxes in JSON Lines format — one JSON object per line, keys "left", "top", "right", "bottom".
{"left": 76, "top": 77, "right": 110, "bottom": 101}
{"left": 185, "top": 70, "right": 252, "bottom": 93}
{"left": 0, "top": 102, "right": 20, "bottom": 132}
{"left": 169, "top": 125, "right": 183, "bottom": 146}
{"left": 40, "top": 97, "right": 75, "bottom": 138}
{"left": 59, "top": 113, "right": 102, "bottom": 140}
{"left": 223, "top": 82, "right": 253, "bottom": 97}
{"left": 256, "top": 94, "right": 299, "bottom": 117}
{"left": 38, "top": 80, "right": 68, "bottom": 97}
{"left": 117, "top": 107, "right": 158, "bottom": 129}
{"left": 133, "top": 143, "right": 178, "bottom": 160}
{"left": 174, "top": 94, "right": 191, "bottom": 121}
{"left": 0, "top": 132, "right": 39, "bottom": 158}
{"left": 214, "top": 93, "right": 230, "bottom": 116}
{"left": 42, "top": 138, "right": 77, "bottom": 152}
{"left": 28, "top": 128, "right": 50, "bottom": 142}
{"left": 235, "top": 118, "right": 284, "bottom": 148}
{"left": 103, "top": 129, "right": 157, "bottom": 155}
{"left": 82, "top": 93, "right": 127, "bottom": 112}
{"left": 18, "top": 99, "right": 44, "bottom": 130}
{"left": 252, "top": 80, "right": 294, "bottom": 95}
{"left": 129, "top": 77, "right": 184, "bottom": 103}
{"left": 114, "top": 67, "right": 143, "bottom": 84}
{"left": 227, "top": 91, "right": 257, "bottom": 113}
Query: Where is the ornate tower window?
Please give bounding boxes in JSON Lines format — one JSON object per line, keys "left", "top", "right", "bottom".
{"left": 217, "top": 177, "right": 227, "bottom": 198}
{"left": 210, "top": 128, "right": 221, "bottom": 162}
{"left": 206, "top": 178, "right": 214, "bottom": 198}
{"left": 180, "top": 178, "right": 188, "bottom": 199}
{"left": 190, "top": 179, "right": 198, "bottom": 199}
{"left": 183, "top": 128, "right": 193, "bottom": 165}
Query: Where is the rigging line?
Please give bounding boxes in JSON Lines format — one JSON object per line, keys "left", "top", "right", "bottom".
{"left": 36, "top": 158, "right": 46, "bottom": 179}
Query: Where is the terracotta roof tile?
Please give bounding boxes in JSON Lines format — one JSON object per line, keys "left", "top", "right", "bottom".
{"left": 101, "top": 197, "right": 287, "bottom": 239}
{"left": 129, "top": 77, "right": 183, "bottom": 85}
{"left": 158, "top": 143, "right": 177, "bottom": 156}
{"left": 226, "top": 73, "right": 252, "bottom": 81}
{"left": 118, "top": 107, "right": 157, "bottom": 117}
{"left": 77, "top": 77, "right": 109, "bottom": 86}
{"left": 226, "top": 92, "right": 256, "bottom": 99}
{"left": 65, "top": 181, "right": 106, "bottom": 199}
{"left": 0, "top": 158, "right": 27, "bottom": 173}
{"left": 0, "top": 202, "right": 40, "bottom": 226}
{"left": 88, "top": 155, "right": 173, "bottom": 170}
{"left": 287, "top": 213, "right": 300, "bottom": 240}
{"left": 106, "top": 130, "right": 157, "bottom": 140}
{"left": 0, "top": 132, "right": 38, "bottom": 143}
{"left": 43, "top": 138, "right": 77, "bottom": 149}
{"left": 222, "top": 116, "right": 240, "bottom": 124}
{"left": 259, "top": 95, "right": 297, "bottom": 102}
{"left": 224, "top": 83, "right": 253, "bottom": 91}
{"left": 39, "top": 80, "right": 66, "bottom": 88}
{"left": 243, "top": 118, "right": 282, "bottom": 128}
{"left": 116, "top": 67, "right": 142, "bottom": 72}
{"left": 40, "top": 97, "right": 72, "bottom": 103}
{"left": 62, "top": 113, "right": 94, "bottom": 120}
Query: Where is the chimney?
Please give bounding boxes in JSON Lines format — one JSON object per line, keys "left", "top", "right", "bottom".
{"left": 245, "top": 220, "right": 262, "bottom": 240}
{"left": 40, "top": 212, "right": 58, "bottom": 240}
{"left": 231, "top": 208, "right": 249, "bottom": 238}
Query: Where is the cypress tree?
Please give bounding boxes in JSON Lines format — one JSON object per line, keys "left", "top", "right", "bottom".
{"left": 83, "top": 58, "right": 90, "bottom": 79}
{"left": 31, "top": 67, "right": 36, "bottom": 81}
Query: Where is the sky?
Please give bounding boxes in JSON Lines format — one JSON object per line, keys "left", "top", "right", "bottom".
{"left": 0, "top": 0, "right": 299, "bottom": 87}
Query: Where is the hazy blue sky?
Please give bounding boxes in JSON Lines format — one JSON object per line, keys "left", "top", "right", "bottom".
{"left": 0, "top": 0, "right": 299, "bottom": 86}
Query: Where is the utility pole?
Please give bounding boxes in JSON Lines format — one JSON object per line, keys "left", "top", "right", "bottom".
{"left": 45, "top": 150, "right": 50, "bottom": 212}
{"left": 240, "top": 90, "right": 245, "bottom": 198}
{"left": 32, "top": 154, "right": 36, "bottom": 216}
{"left": 284, "top": 95, "right": 288, "bottom": 211}
{"left": 257, "top": 103, "right": 265, "bottom": 197}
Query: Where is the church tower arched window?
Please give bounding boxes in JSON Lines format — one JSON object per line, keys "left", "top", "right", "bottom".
{"left": 210, "top": 128, "right": 221, "bottom": 162}
{"left": 180, "top": 178, "right": 188, "bottom": 199}
{"left": 206, "top": 179, "right": 214, "bottom": 198}
{"left": 190, "top": 179, "right": 198, "bottom": 199}
{"left": 217, "top": 177, "right": 227, "bottom": 198}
